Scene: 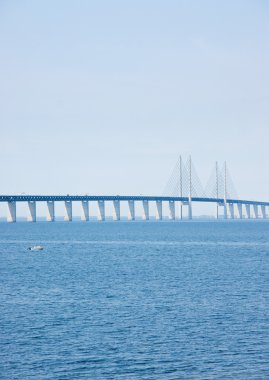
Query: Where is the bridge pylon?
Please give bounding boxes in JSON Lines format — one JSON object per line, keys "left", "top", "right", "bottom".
{"left": 188, "top": 156, "right": 193, "bottom": 220}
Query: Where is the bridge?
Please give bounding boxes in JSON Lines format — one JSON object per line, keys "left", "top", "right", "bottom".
{"left": 1, "top": 156, "right": 268, "bottom": 222}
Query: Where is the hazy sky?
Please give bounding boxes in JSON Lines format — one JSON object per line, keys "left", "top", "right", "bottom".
{"left": 1, "top": 0, "right": 269, "bottom": 208}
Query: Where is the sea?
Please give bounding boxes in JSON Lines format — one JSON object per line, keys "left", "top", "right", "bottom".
{"left": 0, "top": 221, "right": 268, "bottom": 380}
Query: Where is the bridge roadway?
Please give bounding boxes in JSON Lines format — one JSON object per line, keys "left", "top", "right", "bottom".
{"left": 0, "top": 195, "right": 269, "bottom": 206}
{"left": 0, "top": 194, "right": 269, "bottom": 222}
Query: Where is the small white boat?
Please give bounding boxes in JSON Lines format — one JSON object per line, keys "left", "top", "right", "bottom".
{"left": 28, "top": 246, "right": 44, "bottom": 251}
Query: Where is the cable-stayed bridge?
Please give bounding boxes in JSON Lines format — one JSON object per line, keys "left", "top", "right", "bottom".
{"left": 1, "top": 156, "right": 268, "bottom": 222}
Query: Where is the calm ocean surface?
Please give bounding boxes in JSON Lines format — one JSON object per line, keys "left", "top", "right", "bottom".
{"left": 0, "top": 221, "right": 268, "bottom": 380}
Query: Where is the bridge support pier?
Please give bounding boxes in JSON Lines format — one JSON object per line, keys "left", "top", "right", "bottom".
{"left": 188, "top": 201, "right": 192, "bottom": 220}
{"left": 97, "top": 200, "right": 105, "bottom": 221}
{"left": 261, "top": 205, "right": 266, "bottom": 219}
{"left": 128, "top": 200, "right": 135, "bottom": 221}
{"left": 180, "top": 202, "right": 183, "bottom": 220}
{"left": 142, "top": 200, "right": 149, "bottom": 220}
{"left": 64, "top": 201, "right": 72, "bottom": 221}
{"left": 169, "top": 201, "right": 175, "bottom": 220}
{"left": 216, "top": 202, "right": 222, "bottom": 219}
{"left": 228, "top": 203, "right": 234, "bottom": 219}
{"left": 81, "top": 201, "right": 89, "bottom": 221}
{"left": 156, "top": 201, "right": 162, "bottom": 220}
{"left": 253, "top": 204, "right": 259, "bottom": 219}
{"left": 113, "top": 200, "right": 120, "bottom": 221}
{"left": 223, "top": 201, "right": 228, "bottom": 219}
{"left": 245, "top": 204, "right": 251, "bottom": 219}
{"left": 7, "top": 201, "right": 16, "bottom": 223}
{"left": 237, "top": 204, "right": 243, "bottom": 219}
{"left": 27, "top": 201, "right": 36, "bottom": 222}
{"left": 181, "top": 201, "right": 192, "bottom": 220}
{"left": 187, "top": 197, "right": 192, "bottom": 220}
{"left": 46, "top": 201, "right": 55, "bottom": 222}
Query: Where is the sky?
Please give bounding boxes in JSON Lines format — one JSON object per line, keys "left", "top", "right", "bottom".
{"left": 0, "top": 0, "right": 269, "bottom": 216}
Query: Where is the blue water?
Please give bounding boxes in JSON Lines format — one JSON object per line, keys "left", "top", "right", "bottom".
{"left": 0, "top": 221, "right": 268, "bottom": 380}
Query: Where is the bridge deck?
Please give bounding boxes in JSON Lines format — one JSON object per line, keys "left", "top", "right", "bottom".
{"left": 0, "top": 195, "right": 268, "bottom": 206}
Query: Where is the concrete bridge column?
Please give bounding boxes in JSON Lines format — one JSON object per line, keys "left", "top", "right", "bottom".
{"left": 188, "top": 201, "right": 192, "bottom": 220}
{"left": 46, "top": 201, "right": 55, "bottom": 222}
{"left": 97, "top": 200, "right": 105, "bottom": 221}
{"left": 81, "top": 201, "right": 89, "bottom": 221}
{"left": 27, "top": 201, "right": 36, "bottom": 222}
{"left": 64, "top": 201, "right": 72, "bottom": 221}
{"left": 142, "top": 200, "right": 149, "bottom": 220}
{"left": 181, "top": 201, "right": 191, "bottom": 220}
{"left": 228, "top": 203, "right": 235, "bottom": 219}
{"left": 223, "top": 201, "right": 228, "bottom": 219}
{"left": 216, "top": 202, "right": 222, "bottom": 219}
{"left": 261, "top": 205, "right": 266, "bottom": 219}
{"left": 237, "top": 204, "right": 243, "bottom": 219}
{"left": 128, "top": 200, "right": 135, "bottom": 221}
{"left": 168, "top": 201, "right": 175, "bottom": 220}
{"left": 180, "top": 202, "right": 183, "bottom": 220}
{"left": 245, "top": 204, "right": 251, "bottom": 219}
{"left": 156, "top": 201, "right": 162, "bottom": 220}
{"left": 7, "top": 201, "right": 16, "bottom": 223}
{"left": 113, "top": 200, "right": 120, "bottom": 221}
{"left": 253, "top": 204, "right": 259, "bottom": 219}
